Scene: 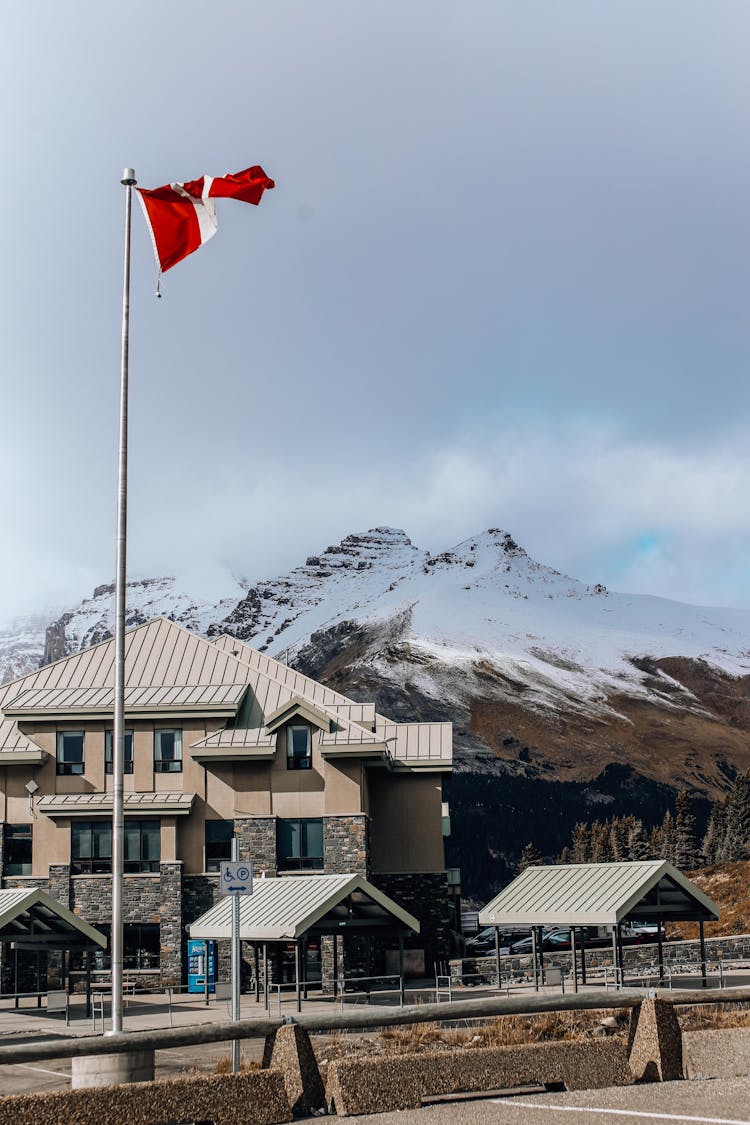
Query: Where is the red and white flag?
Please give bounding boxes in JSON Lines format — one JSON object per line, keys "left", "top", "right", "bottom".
{"left": 136, "top": 165, "right": 275, "bottom": 275}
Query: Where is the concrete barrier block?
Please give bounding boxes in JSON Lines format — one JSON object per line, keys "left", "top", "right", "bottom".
{"left": 0, "top": 1068, "right": 292, "bottom": 1125}
{"left": 683, "top": 1028, "right": 750, "bottom": 1079}
{"left": 326, "top": 1040, "right": 633, "bottom": 1116}
{"left": 267, "top": 1023, "right": 326, "bottom": 1116}
{"left": 628, "top": 998, "right": 683, "bottom": 1082}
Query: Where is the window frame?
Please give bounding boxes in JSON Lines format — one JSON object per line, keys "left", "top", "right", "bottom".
{"left": 205, "top": 819, "right": 234, "bottom": 873}
{"left": 3, "top": 823, "right": 32, "bottom": 876}
{"left": 70, "top": 819, "right": 160, "bottom": 874}
{"left": 105, "top": 729, "right": 134, "bottom": 774}
{"left": 286, "top": 725, "right": 312, "bottom": 770}
{"left": 153, "top": 728, "right": 183, "bottom": 773}
{"left": 56, "top": 730, "right": 85, "bottom": 776}
{"left": 277, "top": 817, "right": 324, "bottom": 871}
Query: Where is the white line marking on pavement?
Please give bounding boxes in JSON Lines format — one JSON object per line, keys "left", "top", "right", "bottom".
{"left": 14, "top": 1063, "right": 67, "bottom": 1077}
{"left": 495, "top": 1101, "right": 750, "bottom": 1125}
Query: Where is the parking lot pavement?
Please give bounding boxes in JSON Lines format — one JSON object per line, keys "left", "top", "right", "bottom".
{"left": 336, "top": 1078, "right": 750, "bottom": 1125}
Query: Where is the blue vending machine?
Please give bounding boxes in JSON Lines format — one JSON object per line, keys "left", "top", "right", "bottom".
{"left": 187, "top": 939, "right": 217, "bottom": 993}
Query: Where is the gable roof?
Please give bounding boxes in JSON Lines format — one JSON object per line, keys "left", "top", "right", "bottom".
{"left": 189, "top": 873, "right": 419, "bottom": 941}
{"left": 478, "top": 861, "right": 721, "bottom": 927}
{"left": 0, "top": 887, "right": 107, "bottom": 949}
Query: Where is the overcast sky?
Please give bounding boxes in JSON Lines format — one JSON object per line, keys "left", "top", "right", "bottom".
{"left": 2, "top": 1, "right": 750, "bottom": 622}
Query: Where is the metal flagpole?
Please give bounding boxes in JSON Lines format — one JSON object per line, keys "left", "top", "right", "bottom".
{"left": 111, "top": 167, "right": 136, "bottom": 1035}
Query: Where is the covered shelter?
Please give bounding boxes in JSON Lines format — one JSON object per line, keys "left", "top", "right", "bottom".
{"left": 189, "top": 873, "right": 420, "bottom": 1009}
{"left": 479, "top": 860, "right": 720, "bottom": 989}
{"left": 0, "top": 887, "right": 107, "bottom": 1008}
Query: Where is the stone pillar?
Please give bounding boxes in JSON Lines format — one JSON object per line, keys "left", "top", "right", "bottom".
{"left": 48, "top": 863, "right": 72, "bottom": 909}
{"left": 235, "top": 817, "right": 277, "bottom": 874}
{"left": 323, "top": 815, "right": 369, "bottom": 877}
{"left": 159, "top": 861, "right": 183, "bottom": 986}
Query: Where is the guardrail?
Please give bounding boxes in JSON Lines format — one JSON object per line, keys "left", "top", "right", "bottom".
{"left": 1, "top": 986, "right": 749, "bottom": 1069}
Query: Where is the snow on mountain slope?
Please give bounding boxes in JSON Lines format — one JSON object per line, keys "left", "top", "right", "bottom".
{"left": 219, "top": 528, "right": 750, "bottom": 724}
{"left": 0, "top": 615, "right": 49, "bottom": 683}
{"left": 42, "top": 574, "right": 248, "bottom": 666}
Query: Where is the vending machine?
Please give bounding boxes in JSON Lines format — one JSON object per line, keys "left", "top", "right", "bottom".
{"left": 187, "top": 938, "right": 217, "bottom": 993}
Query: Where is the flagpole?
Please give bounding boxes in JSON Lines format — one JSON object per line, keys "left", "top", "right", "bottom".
{"left": 111, "top": 167, "right": 136, "bottom": 1036}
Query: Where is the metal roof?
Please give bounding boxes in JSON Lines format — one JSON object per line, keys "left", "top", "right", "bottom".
{"left": 0, "top": 887, "right": 107, "bottom": 949}
{"left": 189, "top": 873, "right": 420, "bottom": 942}
{"left": 0, "top": 619, "right": 452, "bottom": 774}
{"left": 38, "top": 791, "right": 195, "bottom": 818}
{"left": 478, "top": 861, "right": 721, "bottom": 927}
{"left": 3, "top": 682, "right": 247, "bottom": 719}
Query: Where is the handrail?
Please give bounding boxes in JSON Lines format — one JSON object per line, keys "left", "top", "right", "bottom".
{"left": 0, "top": 986, "right": 749, "bottom": 1067}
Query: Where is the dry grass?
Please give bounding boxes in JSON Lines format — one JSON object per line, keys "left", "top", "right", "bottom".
{"left": 313, "top": 1009, "right": 630, "bottom": 1079}
{"left": 667, "top": 862, "right": 750, "bottom": 941}
{"left": 213, "top": 1054, "right": 261, "bottom": 1074}
{"left": 677, "top": 1004, "right": 750, "bottom": 1032}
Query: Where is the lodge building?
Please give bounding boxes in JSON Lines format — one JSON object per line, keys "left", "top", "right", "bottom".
{"left": 0, "top": 618, "right": 453, "bottom": 985}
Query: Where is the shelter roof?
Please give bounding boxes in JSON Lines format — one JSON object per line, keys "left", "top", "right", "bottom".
{"left": 188, "top": 873, "right": 420, "bottom": 942}
{"left": 0, "top": 887, "right": 107, "bottom": 950}
{"left": 478, "top": 861, "right": 720, "bottom": 927}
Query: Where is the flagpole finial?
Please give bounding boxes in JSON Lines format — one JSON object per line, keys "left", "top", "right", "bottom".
{"left": 121, "top": 168, "right": 137, "bottom": 186}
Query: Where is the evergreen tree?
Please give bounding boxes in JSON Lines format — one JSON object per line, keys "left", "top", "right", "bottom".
{"left": 674, "top": 791, "right": 700, "bottom": 870}
{"left": 609, "top": 817, "right": 627, "bottom": 862}
{"left": 624, "top": 816, "right": 650, "bottom": 861}
{"left": 591, "top": 821, "right": 614, "bottom": 863}
{"left": 702, "top": 801, "right": 726, "bottom": 866}
{"left": 720, "top": 772, "right": 750, "bottom": 861}
{"left": 518, "top": 842, "right": 543, "bottom": 873}
{"left": 659, "top": 810, "right": 677, "bottom": 863}
{"left": 570, "top": 822, "right": 590, "bottom": 864}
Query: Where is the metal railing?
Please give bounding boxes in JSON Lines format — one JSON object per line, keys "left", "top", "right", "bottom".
{"left": 1, "top": 986, "right": 750, "bottom": 1071}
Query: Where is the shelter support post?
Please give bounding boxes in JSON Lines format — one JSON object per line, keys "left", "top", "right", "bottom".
{"left": 398, "top": 933, "right": 405, "bottom": 1007}
{"left": 332, "top": 934, "right": 338, "bottom": 999}
{"left": 657, "top": 924, "right": 664, "bottom": 984}
{"left": 494, "top": 926, "right": 501, "bottom": 991}
{"left": 254, "top": 946, "right": 260, "bottom": 1003}
{"left": 580, "top": 930, "right": 587, "bottom": 985}
{"left": 531, "top": 928, "right": 539, "bottom": 992}
{"left": 570, "top": 927, "right": 578, "bottom": 993}
{"left": 295, "top": 940, "right": 301, "bottom": 1014}
{"left": 611, "top": 927, "right": 619, "bottom": 990}
{"left": 699, "top": 920, "right": 707, "bottom": 989}
{"left": 85, "top": 952, "right": 92, "bottom": 1018}
{"left": 537, "top": 927, "right": 545, "bottom": 987}
{"left": 263, "top": 944, "right": 268, "bottom": 1012}
{"left": 616, "top": 924, "right": 625, "bottom": 988}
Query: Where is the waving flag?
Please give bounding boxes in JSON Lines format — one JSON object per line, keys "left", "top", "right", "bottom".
{"left": 136, "top": 165, "right": 275, "bottom": 274}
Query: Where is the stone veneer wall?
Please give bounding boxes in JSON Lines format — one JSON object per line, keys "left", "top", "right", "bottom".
{"left": 373, "top": 872, "right": 452, "bottom": 973}
{"left": 235, "top": 817, "right": 277, "bottom": 874}
{"left": 159, "top": 862, "right": 183, "bottom": 985}
{"left": 324, "top": 815, "right": 369, "bottom": 877}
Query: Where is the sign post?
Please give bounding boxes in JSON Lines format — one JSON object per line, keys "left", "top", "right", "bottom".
{"left": 221, "top": 850, "right": 253, "bottom": 1073}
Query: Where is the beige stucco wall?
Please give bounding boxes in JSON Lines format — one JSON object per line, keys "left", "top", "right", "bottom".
{"left": 367, "top": 772, "right": 445, "bottom": 873}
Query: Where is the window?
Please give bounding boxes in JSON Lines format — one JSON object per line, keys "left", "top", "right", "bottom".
{"left": 277, "top": 817, "right": 324, "bottom": 870}
{"left": 286, "top": 725, "right": 312, "bottom": 770}
{"left": 73, "top": 923, "right": 160, "bottom": 972}
{"left": 154, "top": 729, "right": 182, "bottom": 773}
{"left": 56, "top": 731, "right": 84, "bottom": 775}
{"left": 71, "top": 820, "right": 160, "bottom": 874}
{"left": 3, "top": 823, "right": 32, "bottom": 876}
{"left": 205, "top": 819, "right": 234, "bottom": 872}
{"left": 105, "top": 729, "right": 134, "bottom": 774}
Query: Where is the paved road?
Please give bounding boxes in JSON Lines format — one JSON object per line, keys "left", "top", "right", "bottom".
{"left": 336, "top": 1078, "right": 750, "bottom": 1125}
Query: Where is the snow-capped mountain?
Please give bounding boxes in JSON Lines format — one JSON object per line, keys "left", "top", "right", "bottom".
{"left": 4, "top": 524, "right": 750, "bottom": 898}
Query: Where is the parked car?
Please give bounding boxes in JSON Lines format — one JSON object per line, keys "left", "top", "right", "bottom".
{"left": 465, "top": 926, "right": 530, "bottom": 955}
{"left": 509, "top": 927, "right": 611, "bottom": 955}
